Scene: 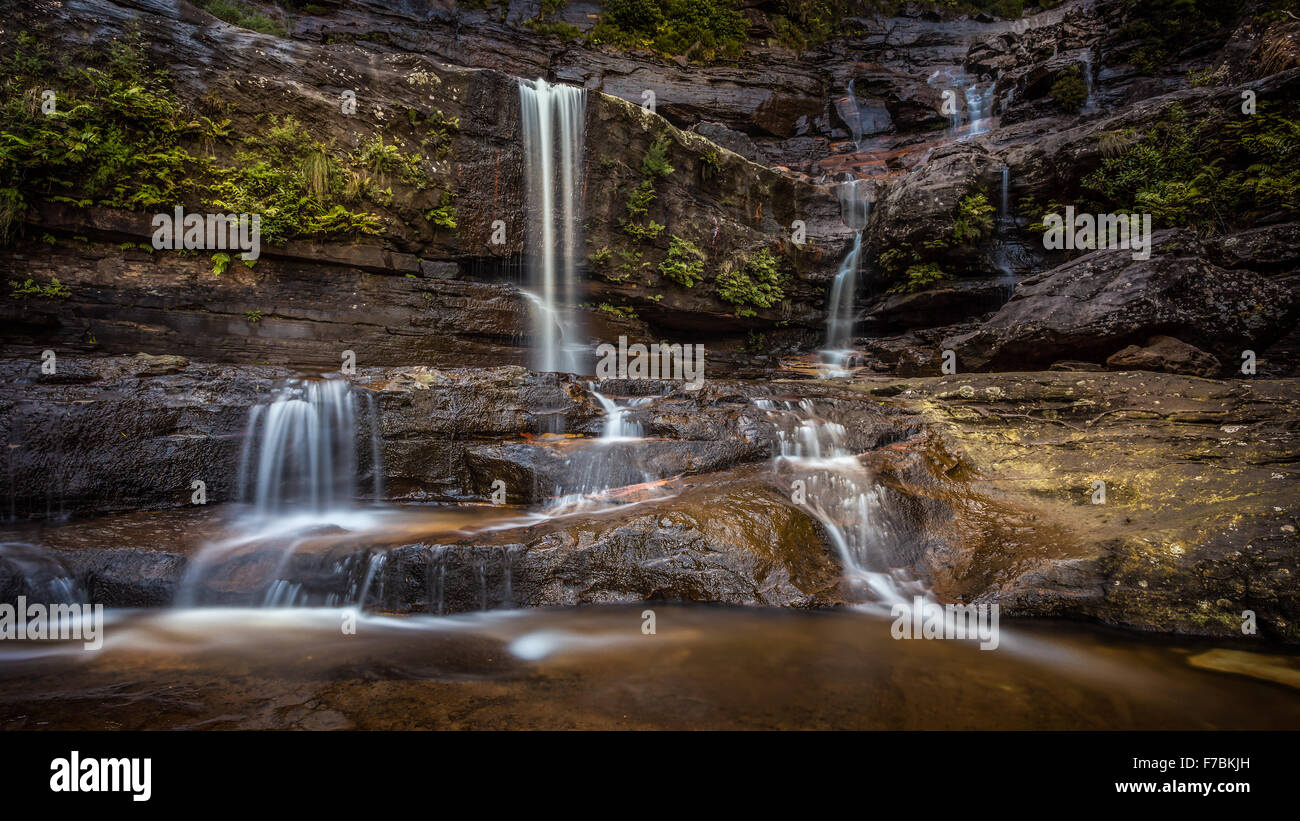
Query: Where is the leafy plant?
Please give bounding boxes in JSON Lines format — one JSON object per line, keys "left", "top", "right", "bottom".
{"left": 951, "top": 192, "right": 995, "bottom": 245}
{"left": 659, "top": 235, "right": 705, "bottom": 287}
{"left": 715, "top": 248, "right": 785, "bottom": 311}
{"left": 887, "top": 263, "right": 949, "bottom": 294}
{"left": 8, "top": 277, "right": 71, "bottom": 299}
{"left": 1050, "top": 66, "right": 1088, "bottom": 115}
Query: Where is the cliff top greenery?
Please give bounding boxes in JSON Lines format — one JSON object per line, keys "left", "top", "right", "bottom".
{"left": 0, "top": 26, "right": 458, "bottom": 245}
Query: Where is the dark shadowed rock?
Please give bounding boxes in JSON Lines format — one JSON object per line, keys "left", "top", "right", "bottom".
{"left": 944, "top": 231, "right": 1297, "bottom": 371}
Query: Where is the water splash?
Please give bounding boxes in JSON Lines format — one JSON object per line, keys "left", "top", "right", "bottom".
{"left": 519, "top": 78, "right": 587, "bottom": 374}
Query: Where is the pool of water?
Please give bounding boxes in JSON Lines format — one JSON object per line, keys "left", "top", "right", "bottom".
{"left": 1, "top": 604, "right": 1296, "bottom": 730}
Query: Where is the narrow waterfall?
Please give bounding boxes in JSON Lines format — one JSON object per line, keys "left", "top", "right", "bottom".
{"left": 820, "top": 178, "right": 872, "bottom": 375}
{"left": 1080, "top": 50, "right": 1099, "bottom": 114}
{"left": 1000, "top": 164, "right": 1010, "bottom": 229}
{"left": 756, "top": 399, "right": 930, "bottom": 609}
{"left": 990, "top": 164, "right": 1018, "bottom": 300}
{"left": 519, "top": 78, "right": 587, "bottom": 375}
{"left": 594, "top": 391, "right": 648, "bottom": 442}
{"left": 927, "top": 66, "right": 998, "bottom": 140}
{"left": 549, "top": 388, "right": 655, "bottom": 509}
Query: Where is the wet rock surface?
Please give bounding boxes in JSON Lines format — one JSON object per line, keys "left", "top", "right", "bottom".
{"left": 859, "top": 371, "right": 1300, "bottom": 642}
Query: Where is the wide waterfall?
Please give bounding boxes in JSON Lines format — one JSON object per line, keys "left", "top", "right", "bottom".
{"left": 519, "top": 78, "right": 588, "bottom": 374}
{"left": 177, "top": 378, "right": 387, "bottom": 607}
{"left": 820, "top": 178, "right": 873, "bottom": 376}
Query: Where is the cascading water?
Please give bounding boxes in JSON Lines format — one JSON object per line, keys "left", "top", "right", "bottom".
{"left": 238, "top": 379, "right": 359, "bottom": 517}
{"left": 519, "top": 78, "right": 587, "bottom": 375}
{"left": 755, "top": 399, "right": 929, "bottom": 609}
{"left": 549, "top": 387, "right": 656, "bottom": 510}
{"left": 820, "top": 178, "right": 873, "bottom": 376}
{"left": 1080, "top": 50, "right": 1099, "bottom": 115}
{"left": 990, "top": 164, "right": 1021, "bottom": 302}
{"left": 177, "top": 378, "right": 388, "bottom": 607}
{"left": 927, "top": 66, "right": 998, "bottom": 141}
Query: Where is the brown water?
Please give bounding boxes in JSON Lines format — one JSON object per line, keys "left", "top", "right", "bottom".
{"left": 1, "top": 605, "right": 1297, "bottom": 730}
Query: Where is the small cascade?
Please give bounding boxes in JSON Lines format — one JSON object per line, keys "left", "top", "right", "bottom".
{"left": 594, "top": 391, "right": 646, "bottom": 441}
{"left": 238, "top": 379, "right": 359, "bottom": 518}
{"left": 755, "top": 399, "right": 929, "bottom": 609}
{"left": 820, "top": 178, "right": 873, "bottom": 376}
{"left": 178, "top": 378, "right": 390, "bottom": 608}
{"left": 519, "top": 78, "right": 588, "bottom": 375}
{"left": 927, "top": 66, "right": 999, "bottom": 141}
{"left": 842, "top": 79, "right": 891, "bottom": 150}
{"left": 549, "top": 387, "right": 656, "bottom": 509}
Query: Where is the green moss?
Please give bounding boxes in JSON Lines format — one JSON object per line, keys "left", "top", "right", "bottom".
{"left": 716, "top": 248, "right": 786, "bottom": 311}
{"left": 245, "top": 309, "right": 264, "bottom": 322}
{"left": 588, "top": 0, "right": 747, "bottom": 62}
{"left": 659, "top": 234, "right": 704, "bottom": 287}
{"left": 0, "top": 32, "right": 383, "bottom": 246}
{"left": 595, "top": 302, "right": 639, "bottom": 320}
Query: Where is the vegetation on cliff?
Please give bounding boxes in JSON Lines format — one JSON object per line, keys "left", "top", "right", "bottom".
{"left": 1083, "top": 103, "right": 1300, "bottom": 231}
{"left": 0, "top": 28, "right": 458, "bottom": 245}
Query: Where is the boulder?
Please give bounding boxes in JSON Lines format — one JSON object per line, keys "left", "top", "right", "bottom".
{"left": 1106, "top": 335, "right": 1222, "bottom": 378}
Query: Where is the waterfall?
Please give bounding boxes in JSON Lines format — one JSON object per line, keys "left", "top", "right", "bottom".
{"left": 519, "top": 78, "right": 587, "bottom": 375}
{"left": 238, "top": 379, "right": 359, "bottom": 517}
{"left": 548, "top": 388, "right": 655, "bottom": 509}
{"left": 820, "top": 178, "right": 872, "bottom": 375}
{"left": 756, "top": 399, "right": 929, "bottom": 609}
{"left": 1080, "top": 50, "right": 1099, "bottom": 114}
{"left": 999, "top": 164, "right": 1010, "bottom": 229}
{"left": 991, "top": 164, "right": 1019, "bottom": 301}
{"left": 927, "top": 66, "right": 998, "bottom": 141}
{"left": 594, "top": 391, "right": 647, "bottom": 442}
{"left": 177, "top": 378, "right": 388, "bottom": 607}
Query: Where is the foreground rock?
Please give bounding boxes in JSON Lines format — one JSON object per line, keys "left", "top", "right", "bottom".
{"left": 859, "top": 371, "right": 1300, "bottom": 643}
